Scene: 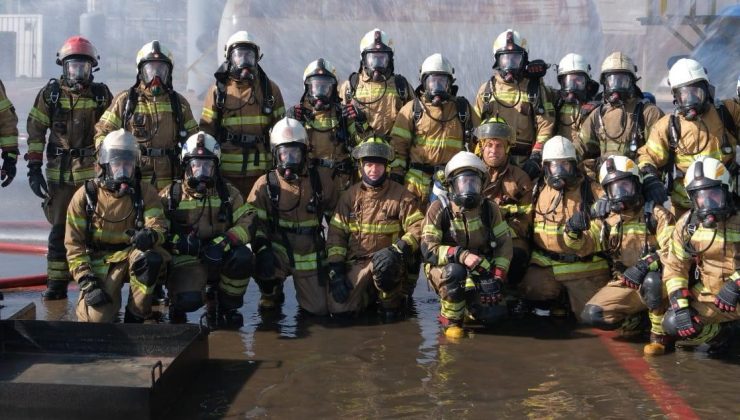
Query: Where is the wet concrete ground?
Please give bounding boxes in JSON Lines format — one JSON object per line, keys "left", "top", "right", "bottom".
{"left": 2, "top": 276, "right": 739, "bottom": 419}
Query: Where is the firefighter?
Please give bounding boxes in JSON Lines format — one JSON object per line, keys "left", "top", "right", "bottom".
{"left": 290, "top": 58, "right": 354, "bottom": 195}
{"left": 247, "top": 117, "right": 338, "bottom": 315}
{"left": 581, "top": 156, "right": 676, "bottom": 354}
{"left": 520, "top": 136, "right": 610, "bottom": 320}
{"left": 390, "top": 53, "right": 479, "bottom": 208}
{"left": 25, "top": 36, "right": 113, "bottom": 300}
{"left": 340, "top": 28, "right": 415, "bottom": 141}
{"left": 0, "top": 78, "right": 18, "bottom": 189}
{"left": 161, "top": 131, "right": 257, "bottom": 327}
{"left": 637, "top": 58, "right": 740, "bottom": 217}
{"left": 421, "top": 151, "right": 513, "bottom": 339}
{"left": 475, "top": 29, "right": 555, "bottom": 179}
{"left": 661, "top": 157, "right": 739, "bottom": 355}
{"left": 200, "top": 31, "right": 286, "bottom": 197}
{"left": 577, "top": 52, "right": 664, "bottom": 188}
{"left": 66, "top": 129, "right": 168, "bottom": 323}
{"left": 476, "top": 117, "right": 533, "bottom": 285}
{"left": 95, "top": 40, "right": 198, "bottom": 190}
{"left": 326, "top": 137, "right": 424, "bottom": 320}
{"left": 553, "top": 53, "right": 600, "bottom": 147}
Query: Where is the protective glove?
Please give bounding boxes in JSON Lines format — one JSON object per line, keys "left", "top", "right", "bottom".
{"left": 1, "top": 151, "right": 17, "bottom": 187}
{"left": 590, "top": 196, "right": 610, "bottom": 219}
{"left": 79, "top": 274, "right": 111, "bottom": 308}
{"left": 289, "top": 104, "right": 312, "bottom": 122}
{"left": 129, "top": 228, "right": 158, "bottom": 251}
{"left": 521, "top": 151, "right": 542, "bottom": 180}
{"left": 203, "top": 235, "right": 233, "bottom": 265}
{"left": 372, "top": 244, "right": 404, "bottom": 292}
{"left": 27, "top": 161, "right": 48, "bottom": 199}
{"left": 641, "top": 174, "right": 667, "bottom": 205}
{"left": 565, "top": 211, "right": 589, "bottom": 237}
{"left": 669, "top": 289, "right": 701, "bottom": 338}
{"left": 389, "top": 172, "right": 405, "bottom": 185}
{"left": 477, "top": 274, "right": 504, "bottom": 305}
{"left": 714, "top": 278, "right": 740, "bottom": 312}
{"left": 621, "top": 260, "right": 650, "bottom": 289}
{"left": 328, "top": 262, "right": 352, "bottom": 304}
{"left": 341, "top": 103, "right": 366, "bottom": 124}
{"left": 173, "top": 233, "right": 201, "bottom": 256}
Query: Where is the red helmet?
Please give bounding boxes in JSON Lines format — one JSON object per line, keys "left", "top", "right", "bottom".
{"left": 56, "top": 36, "right": 99, "bottom": 67}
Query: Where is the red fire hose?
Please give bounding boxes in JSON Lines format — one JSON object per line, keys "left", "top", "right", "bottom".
{"left": 0, "top": 242, "right": 47, "bottom": 255}
{"left": 0, "top": 274, "right": 47, "bottom": 289}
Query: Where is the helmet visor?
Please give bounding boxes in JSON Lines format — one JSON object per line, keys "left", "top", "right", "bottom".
{"left": 108, "top": 152, "right": 136, "bottom": 181}
{"left": 691, "top": 186, "right": 726, "bottom": 213}
{"left": 277, "top": 145, "right": 303, "bottom": 166}
{"left": 498, "top": 52, "right": 525, "bottom": 71}
{"left": 306, "top": 75, "right": 335, "bottom": 99}
{"left": 451, "top": 171, "right": 482, "bottom": 196}
{"left": 188, "top": 158, "right": 216, "bottom": 179}
{"left": 424, "top": 74, "right": 451, "bottom": 96}
{"left": 603, "top": 73, "right": 632, "bottom": 91}
{"left": 141, "top": 61, "right": 170, "bottom": 84}
{"left": 546, "top": 159, "right": 575, "bottom": 178}
{"left": 63, "top": 59, "right": 92, "bottom": 83}
{"left": 364, "top": 52, "right": 390, "bottom": 72}
{"left": 230, "top": 46, "right": 257, "bottom": 69}
{"left": 606, "top": 178, "right": 637, "bottom": 201}
{"left": 561, "top": 73, "right": 587, "bottom": 92}
{"left": 675, "top": 85, "right": 706, "bottom": 109}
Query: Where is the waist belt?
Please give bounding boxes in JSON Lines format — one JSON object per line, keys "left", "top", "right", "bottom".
{"left": 538, "top": 249, "right": 595, "bottom": 263}
{"left": 409, "top": 162, "right": 442, "bottom": 175}
{"left": 313, "top": 158, "right": 338, "bottom": 169}
{"left": 225, "top": 132, "right": 265, "bottom": 147}
{"left": 279, "top": 226, "right": 320, "bottom": 235}
{"left": 47, "top": 144, "right": 96, "bottom": 158}
{"left": 90, "top": 242, "right": 130, "bottom": 252}
{"left": 141, "top": 147, "right": 178, "bottom": 157}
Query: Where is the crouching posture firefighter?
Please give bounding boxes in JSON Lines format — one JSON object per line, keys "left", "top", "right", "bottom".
{"left": 247, "top": 117, "right": 338, "bottom": 315}
{"left": 66, "top": 129, "right": 168, "bottom": 323}
{"left": 521, "top": 136, "right": 609, "bottom": 320}
{"left": 421, "top": 151, "right": 512, "bottom": 338}
{"left": 326, "top": 137, "right": 424, "bottom": 320}
{"left": 476, "top": 117, "right": 533, "bottom": 285}
{"left": 581, "top": 156, "right": 676, "bottom": 354}
{"left": 661, "top": 157, "right": 740, "bottom": 356}
{"left": 161, "top": 131, "right": 257, "bottom": 327}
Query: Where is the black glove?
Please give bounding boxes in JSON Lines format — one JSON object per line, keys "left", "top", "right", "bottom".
{"left": 621, "top": 260, "right": 649, "bottom": 289}
{"left": 341, "top": 103, "right": 366, "bottom": 124}
{"left": 669, "top": 289, "right": 701, "bottom": 338}
{"left": 289, "top": 104, "right": 312, "bottom": 122}
{"left": 372, "top": 245, "right": 403, "bottom": 292}
{"left": 478, "top": 275, "right": 504, "bottom": 305}
{"left": 79, "top": 275, "right": 111, "bottom": 308}
{"left": 1, "top": 151, "right": 17, "bottom": 187}
{"left": 27, "top": 161, "right": 48, "bottom": 199}
{"left": 590, "top": 196, "right": 610, "bottom": 219}
{"left": 642, "top": 174, "right": 667, "bottom": 205}
{"left": 521, "top": 151, "right": 542, "bottom": 180}
{"left": 129, "top": 228, "right": 158, "bottom": 251}
{"left": 389, "top": 172, "right": 405, "bottom": 185}
{"left": 328, "top": 262, "right": 353, "bottom": 304}
{"left": 203, "top": 235, "right": 232, "bottom": 265}
{"left": 525, "top": 59, "right": 549, "bottom": 78}
{"left": 253, "top": 238, "right": 276, "bottom": 279}
{"left": 174, "top": 233, "right": 201, "bottom": 256}
{"left": 714, "top": 279, "right": 740, "bottom": 312}
{"left": 565, "top": 211, "right": 589, "bottom": 236}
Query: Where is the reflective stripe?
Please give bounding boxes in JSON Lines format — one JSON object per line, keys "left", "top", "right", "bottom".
{"left": 492, "top": 220, "right": 509, "bottom": 238}
{"left": 228, "top": 225, "right": 250, "bottom": 244}
{"left": 47, "top": 166, "right": 97, "bottom": 184}
{"left": 130, "top": 275, "right": 155, "bottom": 296}
{"left": 440, "top": 299, "right": 465, "bottom": 320}
{"left": 222, "top": 115, "right": 272, "bottom": 127}
{"left": 144, "top": 207, "right": 163, "bottom": 218}
{"left": 177, "top": 198, "right": 223, "bottom": 210}
{"left": 232, "top": 202, "right": 254, "bottom": 221}
{"left": 0, "top": 135, "right": 17, "bottom": 147}
{"left": 665, "top": 277, "right": 688, "bottom": 294}
{"left": 493, "top": 256, "right": 511, "bottom": 271}
{"left": 327, "top": 246, "right": 346, "bottom": 257}
{"left": 530, "top": 250, "right": 608, "bottom": 276}
{"left": 66, "top": 214, "right": 87, "bottom": 227}
{"left": 414, "top": 135, "right": 463, "bottom": 149}
{"left": 403, "top": 210, "right": 424, "bottom": 230}
{"left": 308, "top": 116, "right": 338, "bottom": 130}
{"left": 254, "top": 208, "right": 320, "bottom": 228}
{"left": 29, "top": 107, "right": 50, "bottom": 125}
{"left": 347, "top": 221, "right": 401, "bottom": 235}
{"left": 330, "top": 214, "right": 348, "bottom": 231}
{"left": 391, "top": 125, "right": 412, "bottom": 139}
{"left": 390, "top": 158, "right": 406, "bottom": 169}
{"left": 422, "top": 224, "right": 442, "bottom": 240}
{"left": 273, "top": 242, "right": 319, "bottom": 272}
{"left": 57, "top": 97, "right": 99, "bottom": 109}
{"left": 28, "top": 142, "right": 45, "bottom": 153}
{"left": 99, "top": 110, "right": 122, "bottom": 128}
{"left": 354, "top": 85, "right": 402, "bottom": 99}
{"left": 646, "top": 139, "right": 668, "bottom": 161}
{"left": 437, "top": 244, "right": 452, "bottom": 265}
{"left": 219, "top": 274, "right": 249, "bottom": 295}
{"left": 0, "top": 98, "right": 12, "bottom": 112}
{"left": 401, "top": 233, "right": 418, "bottom": 250}
{"left": 201, "top": 107, "right": 215, "bottom": 120}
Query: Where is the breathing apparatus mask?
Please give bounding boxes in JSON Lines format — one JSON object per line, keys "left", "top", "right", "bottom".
{"left": 305, "top": 75, "right": 336, "bottom": 111}
{"left": 544, "top": 159, "right": 578, "bottom": 190}
{"left": 674, "top": 82, "right": 709, "bottom": 121}
{"left": 360, "top": 157, "right": 388, "bottom": 187}
{"left": 274, "top": 143, "right": 305, "bottom": 181}
{"left": 363, "top": 51, "right": 392, "bottom": 82}
{"left": 605, "top": 177, "right": 640, "bottom": 213}
{"left": 559, "top": 73, "right": 589, "bottom": 104}
{"left": 185, "top": 158, "right": 217, "bottom": 194}
{"left": 63, "top": 58, "right": 93, "bottom": 91}
{"left": 141, "top": 61, "right": 170, "bottom": 95}
{"left": 603, "top": 72, "right": 633, "bottom": 104}
{"left": 691, "top": 186, "right": 730, "bottom": 228}
{"left": 497, "top": 51, "right": 527, "bottom": 83}
{"left": 229, "top": 45, "right": 258, "bottom": 81}
{"left": 424, "top": 73, "right": 452, "bottom": 106}
{"left": 102, "top": 151, "right": 137, "bottom": 194}
{"left": 449, "top": 170, "right": 483, "bottom": 209}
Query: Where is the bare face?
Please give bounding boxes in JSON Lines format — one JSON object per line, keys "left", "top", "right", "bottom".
{"left": 362, "top": 161, "right": 386, "bottom": 182}
{"left": 482, "top": 138, "right": 508, "bottom": 168}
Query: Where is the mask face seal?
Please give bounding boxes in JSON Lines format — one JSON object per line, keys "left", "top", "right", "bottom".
{"left": 559, "top": 73, "right": 588, "bottom": 103}
{"left": 691, "top": 186, "right": 729, "bottom": 228}
{"left": 544, "top": 159, "right": 577, "bottom": 190}
{"left": 63, "top": 58, "right": 92, "bottom": 90}
{"left": 363, "top": 51, "right": 391, "bottom": 81}
{"left": 497, "top": 52, "right": 526, "bottom": 82}
{"left": 450, "top": 170, "right": 483, "bottom": 209}
{"left": 603, "top": 72, "right": 633, "bottom": 104}
{"left": 424, "top": 74, "right": 451, "bottom": 106}
{"left": 104, "top": 152, "right": 136, "bottom": 193}
{"left": 186, "top": 158, "right": 216, "bottom": 194}
{"left": 606, "top": 177, "right": 639, "bottom": 213}
{"left": 141, "top": 61, "right": 170, "bottom": 94}
{"left": 275, "top": 144, "right": 305, "bottom": 181}
{"left": 305, "top": 75, "right": 336, "bottom": 110}
{"left": 674, "top": 84, "right": 708, "bottom": 121}
{"left": 229, "top": 46, "right": 257, "bottom": 81}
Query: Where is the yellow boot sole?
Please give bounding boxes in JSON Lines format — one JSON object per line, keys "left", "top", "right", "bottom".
{"left": 445, "top": 325, "right": 465, "bottom": 339}
{"left": 643, "top": 342, "right": 666, "bottom": 356}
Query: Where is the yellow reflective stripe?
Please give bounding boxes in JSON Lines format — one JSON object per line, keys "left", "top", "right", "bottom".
{"left": 172, "top": 255, "right": 199, "bottom": 267}
{"left": 219, "top": 274, "right": 249, "bottom": 295}
{"left": 0, "top": 136, "right": 17, "bottom": 147}
{"left": 184, "top": 119, "right": 197, "bottom": 130}
{"left": 0, "top": 98, "right": 12, "bottom": 111}
{"left": 254, "top": 207, "right": 319, "bottom": 228}
{"left": 665, "top": 277, "right": 688, "bottom": 294}
{"left": 401, "top": 233, "right": 418, "bottom": 250}
{"left": 691, "top": 228, "right": 740, "bottom": 242}
{"left": 232, "top": 202, "right": 253, "bottom": 221}
{"left": 222, "top": 115, "right": 271, "bottom": 127}
{"left": 130, "top": 275, "right": 155, "bottom": 295}
{"left": 132, "top": 102, "right": 175, "bottom": 114}
{"left": 58, "top": 98, "right": 99, "bottom": 109}
{"left": 646, "top": 140, "right": 668, "bottom": 161}
{"left": 46, "top": 166, "right": 97, "bottom": 183}
{"left": 530, "top": 250, "right": 608, "bottom": 276}
{"left": 228, "top": 225, "right": 249, "bottom": 244}
{"left": 533, "top": 221, "right": 564, "bottom": 235}
{"left": 347, "top": 221, "right": 401, "bottom": 235}
{"left": 441, "top": 299, "right": 465, "bottom": 319}
{"left": 68, "top": 255, "right": 90, "bottom": 271}
{"left": 423, "top": 224, "right": 442, "bottom": 240}
{"left": 493, "top": 256, "right": 511, "bottom": 271}
{"left": 676, "top": 150, "right": 723, "bottom": 167}
{"left": 492, "top": 220, "right": 509, "bottom": 238}
{"left": 201, "top": 107, "right": 215, "bottom": 120}
{"left": 451, "top": 216, "right": 483, "bottom": 232}
{"left": 403, "top": 210, "right": 424, "bottom": 230}
{"left": 330, "top": 214, "right": 348, "bottom": 231}
{"left": 414, "top": 135, "right": 463, "bottom": 149}
{"left": 390, "top": 158, "right": 406, "bottom": 169}
{"left": 308, "top": 116, "right": 338, "bottom": 130}
{"left": 273, "top": 242, "right": 319, "bottom": 271}
{"left": 272, "top": 106, "right": 286, "bottom": 119}
{"left": 29, "top": 107, "right": 50, "bottom": 125}
{"left": 99, "top": 110, "right": 122, "bottom": 128}
{"left": 91, "top": 230, "right": 131, "bottom": 243}
{"left": 28, "top": 142, "right": 45, "bottom": 153}
{"left": 354, "top": 85, "right": 402, "bottom": 99}
{"left": 619, "top": 222, "right": 647, "bottom": 235}
{"left": 391, "top": 125, "right": 412, "bottom": 139}
{"left": 177, "top": 198, "right": 223, "bottom": 210}
{"left": 144, "top": 207, "right": 163, "bottom": 218}
{"left": 66, "top": 214, "right": 87, "bottom": 227}
{"left": 328, "top": 246, "right": 346, "bottom": 258}
{"left": 489, "top": 91, "right": 530, "bottom": 103}
{"left": 437, "top": 245, "right": 451, "bottom": 265}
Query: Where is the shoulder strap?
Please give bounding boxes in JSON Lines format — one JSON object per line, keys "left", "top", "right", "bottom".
{"left": 215, "top": 177, "right": 233, "bottom": 223}
{"left": 527, "top": 77, "right": 542, "bottom": 114}
{"left": 346, "top": 72, "right": 359, "bottom": 103}
{"left": 89, "top": 83, "right": 109, "bottom": 114}
{"left": 411, "top": 97, "right": 424, "bottom": 139}
{"left": 43, "top": 79, "right": 61, "bottom": 118}
{"left": 83, "top": 180, "right": 98, "bottom": 247}
{"left": 168, "top": 90, "right": 187, "bottom": 146}
{"left": 308, "top": 165, "right": 323, "bottom": 208}
{"left": 481, "top": 80, "right": 493, "bottom": 120}
{"left": 258, "top": 67, "right": 275, "bottom": 116}
{"left": 668, "top": 114, "right": 681, "bottom": 150}
{"left": 644, "top": 200, "right": 657, "bottom": 236}
{"left": 123, "top": 87, "right": 139, "bottom": 128}
{"left": 581, "top": 177, "right": 595, "bottom": 214}
{"left": 717, "top": 103, "right": 738, "bottom": 139}
{"left": 265, "top": 170, "right": 282, "bottom": 233}
{"left": 481, "top": 199, "right": 493, "bottom": 246}
{"left": 455, "top": 96, "right": 473, "bottom": 147}
{"left": 167, "top": 181, "right": 182, "bottom": 213}
{"left": 213, "top": 81, "right": 227, "bottom": 142}
{"left": 394, "top": 74, "right": 410, "bottom": 102}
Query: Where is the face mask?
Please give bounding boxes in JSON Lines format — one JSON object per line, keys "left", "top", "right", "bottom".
{"left": 364, "top": 52, "right": 391, "bottom": 81}
{"left": 691, "top": 186, "right": 729, "bottom": 228}
{"left": 229, "top": 46, "right": 257, "bottom": 81}
{"left": 276, "top": 145, "right": 304, "bottom": 180}
{"left": 603, "top": 73, "right": 632, "bottom": 103}
{"left": 559, "top": 73, "right": 588, "bottom": 103}
{"left": 606, "top": 178, "right": 639, "bottom": 212}
{"left": 674, "top": 85, "right": 707, "bottom": 120}
{"left": 424, "top": 74, "right": 451, "bottom": 106}
{"left": 63, "top": 59, "right": 92, "bottom": 89}
{"left": 545, "top": 159, "right": 577, "bottom": 190}
{"left": 105, "top": 155, "right": 136, "bottom": 193}
{"left": 450, "top": 171, "right": 483, "bottom": 209}
{"left": 306, "top": 76, "right": 336, "bottom": 110}
{"left": 186, "top": 159, "right": 216, "bottom": 193}
{"left": 141, "top": 61, "right": 170, "bottom": 94}
{"left": 498, "top": 52, "right": 525, "bottom": 82}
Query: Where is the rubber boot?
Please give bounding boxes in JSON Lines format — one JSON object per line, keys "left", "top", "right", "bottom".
{"left": 152, "top": 284, "right": 169, "bottom": 306}
{"left": 168, "top": 306, "right": 187, "bottom": 324}
{"left": 124, "top": 308, "right": 146, "bottom": 323}
{"left": 258, "top": 283, "right": 285, "bottom": 310}
{"left": 41, "top": 280, "right": 68, "bottom": 301}
{"left": 439, "top": 315, "right": 465, "bottom": 339}
{"left": 643, "top": 333, "right": 676, "bottom": 356}
{"left": 218, "top": 309, "right": 244, "bottom": 328}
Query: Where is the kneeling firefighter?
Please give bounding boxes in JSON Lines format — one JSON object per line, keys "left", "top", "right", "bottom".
{"left": 325, "top": 137, "right": 424, "bottom": 319}
{"left": 581, "top": 156, "right": 676, "bottom": 355}
{"left": 65, "top": 129, "right": 169, "bottom": 323}
{"left": 160, "top": 131, "right": 257, "bottom": 327}
{"left": 421, "top": 151, "right": 513, "bottom": 338}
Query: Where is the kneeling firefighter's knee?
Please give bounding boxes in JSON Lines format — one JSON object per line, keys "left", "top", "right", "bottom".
{"left": 441, "top": 263, "right": 467, "bottom": 302}
{"left": 581, "top": 304, "right": 620, "bottom": 330}
{"left": 222, "top": 245, "right": 253, "bottom": 279}
{"left": 640, "top": 271, "right": 664, "bottom": 310}
{"left": 661, "top": 309, "right": 678, "bottom": 336}
{"left": 131, "top": 250, "right": 164, "bottom": 287}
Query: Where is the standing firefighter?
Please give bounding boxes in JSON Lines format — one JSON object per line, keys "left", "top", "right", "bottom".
{"left": 553, "top": 53, "right": 600, "bottom": 146}
{"left": 66, "top": 130, "right": 168, "bottom": 323}
{"left": 200, "top": 31, "right": 286, "bottom": 196}
{"left": 161, "top": 132, "right": 257, "bottom": 327}
{"left": 326, "top": 137, "right": 424, "bottom": 320}
{"left": 247, "top": 117, "right": 338, "bottom": 315}
{"left": 290, "top": 58, "right": 354, "bottom": 194}
{"left": 95, "top": 40, "right": 198, "bottom": 190}
{"left": 26, "top": 36, "right": 113, "bottom": 300}
{"left": 340, "top": 28, "right": 415, "bottom": 141}
{"left": 421, "top": 151, "right": 513, "bottom": 339}
{"left": 581, "top": 156, "right": 675, "bottom": 355}
{"left": 662, "top": 157, "right": 739, "bottom": 355}
{"left": 577, "top": 52, "right": 664, "bottom": 183}
{"left": 521, "top": 136, "right": 610, "bottom": 319}
{"left": 0, "top": 78, "right": 18, "bottom": 189}
{"left": 475, "top": 29, "right": 554, "bottom": 179}
{"left": 476, "top": 117, "right": 533, "bottom": 285}
{"left": 638, "top": 58, "right": 740, "bottom": 216}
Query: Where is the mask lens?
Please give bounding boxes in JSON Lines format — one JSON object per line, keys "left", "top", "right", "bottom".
{"left": 675, "top": 85, "right": 705, "bottom": 108}
{"left": 64, "top": 59, "right": 92, "bottom": 82}
{"left": 562, "top": 73, "right": 587, "bottom": 91}
{"left": 604, "top": 73, "right": 631, "bottom": 91}
{"left": 364, "top": 52, "right": 390, "bottom": 71}
{"left": 189, "top": 159, "right": 215, "bottom": 179}
{"left": 307, "top": 76, "right": 335, "bottom": 98}
{"left": 607, "top": 178, "right": 636, "bottom": 200}
{"left": 278, "top": 146, "right": 303, "bottom": 166}
{"left": 425, "top": 74, "right": 450, "bottom": 95}
{"left": 109, "top": 156, "right": 135, "bottom": 180}
{"left": 230, "top": 46, "right": 257, "bottom": 69}
{"left": 693, "top": 187, "right": 725, "bottom": 212}
{"left": 547, "top": 159, "right": 574, "bottom": 178}
{"left": 452, "top": 172, "right": 482, "bottom": 196}
{"left": 499, "top": 53, "right": 524, "bottom": 71}
{"left": 142, "top": 61, "right": 169, "bottom": 84}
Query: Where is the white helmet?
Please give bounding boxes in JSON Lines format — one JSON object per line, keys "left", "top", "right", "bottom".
{"left": 684, "top": 156, "right": 730, "bottom": 190}
{"left": 542, "top": 136, "right": 577, "bottom": 162}
{"left": 270, "top": 118, "right": 308, "bottom": 180}
{"left": 599, "top": 156, "right": 642, "bottom": 211}
{"left": 600, "top": 51, "right": 636, "bottom": 78}
{"left": 99, "top": 129, "right": 140, "bottom": 190}
{"left": 419, "top": 53, "right": 454, "bottom": 81}
{"left": 668, "top": 58, "right": 709, "bottom": 89}
{"left": 224, "top": 31, "right": 259, "bottom": 59}
{"left": 444, "top": 151, "right": 487, "bottom": 181}
{"left": 558, "top": 53, "right": 591, "bottom": 77}
{"left": 445, "top": 151, "right": 489, "bottom": 209}
{"left": 360, "top": 28, "right": 393, "bottom": 53}
{"left": 303, "top": 58, "right": 336, "bottom": 83}
{"left": 136, "top": 40, "right": 173, "bottom": 69}
{"left": 181, "top": 131, "right": 221, "bottom": 163}
{"left": 270, "top": 117, "right": 308, "bottom": 150}
{"left": 99, "top": 129, "right": 140, "bottom": 165}
{"left": 492, "top": 29, "right": 528, "bottom": 56}
{"left": 684, "top": 156, "right": 733, "bottom": 226}
{"left": 598, "top": 155, "right": 639, "bottom": 185}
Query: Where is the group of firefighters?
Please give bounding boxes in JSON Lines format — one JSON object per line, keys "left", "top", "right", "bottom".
{"left": 0, "top": 27, "right": 739, "bottom": 357}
